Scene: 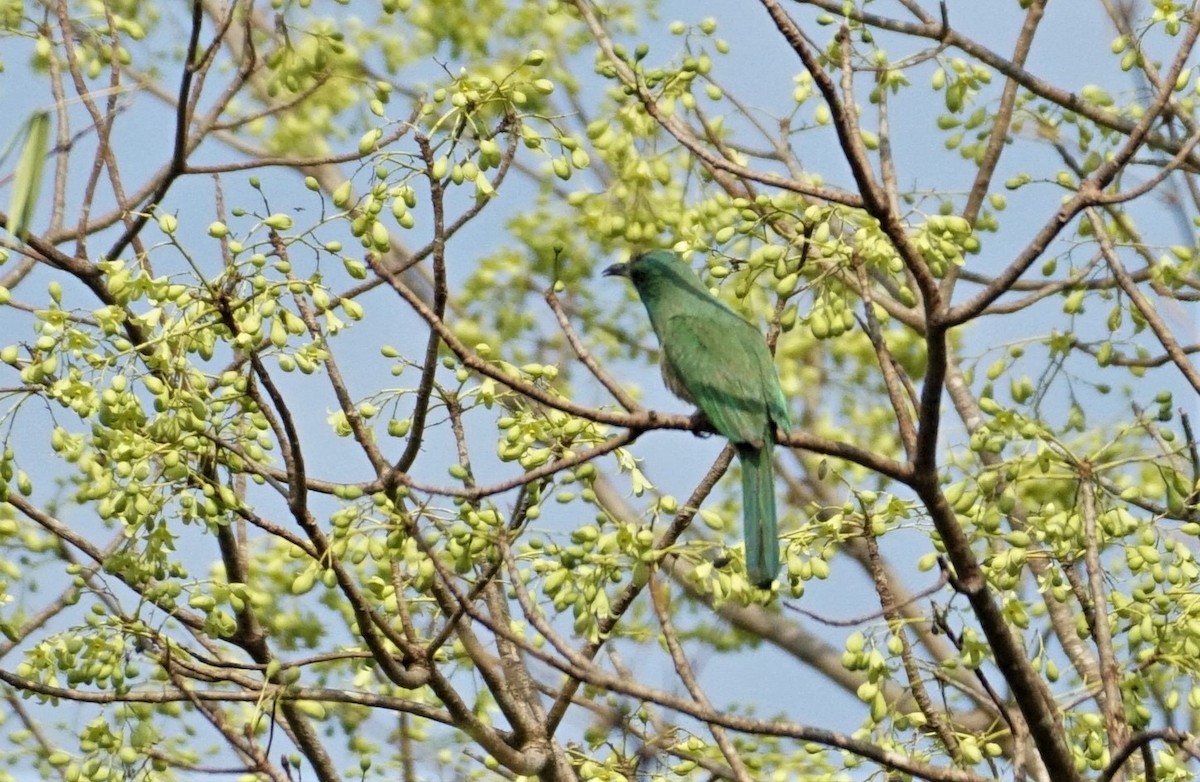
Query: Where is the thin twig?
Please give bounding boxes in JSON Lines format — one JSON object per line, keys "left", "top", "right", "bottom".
{"left": 649, "top": 573, "right": 753, "bottom": 782}
{"left": 1078, "top": 465, "right": 1130, "bottom": 769}
{"left": 545, "top": 286, "right": 640, "bottom": 411}
{"left": 785, "top": 568, "right": 948, "bottom": 627}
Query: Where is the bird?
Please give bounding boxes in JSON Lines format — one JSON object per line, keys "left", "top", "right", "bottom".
{"left": 605, "top": 250, "right": 791, "bottom": 588}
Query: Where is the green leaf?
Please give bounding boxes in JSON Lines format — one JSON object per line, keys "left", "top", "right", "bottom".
{"left": 6, "top": 111, "right": 50, "bottom": 240}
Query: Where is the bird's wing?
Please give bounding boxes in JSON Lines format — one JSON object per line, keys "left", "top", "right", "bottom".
{"left": 659, "top": 311, "right": 778, "bottom": 445}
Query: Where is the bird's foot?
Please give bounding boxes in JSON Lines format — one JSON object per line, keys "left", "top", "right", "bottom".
{"left": 688, "top": 410, "right": 714, "bottom": 438}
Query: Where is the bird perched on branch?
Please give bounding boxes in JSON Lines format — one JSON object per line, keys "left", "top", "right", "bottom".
{"left": 605, "top": 250, "right": 791, "bottom": 588}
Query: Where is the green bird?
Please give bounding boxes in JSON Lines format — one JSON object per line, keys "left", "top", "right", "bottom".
{"left": 605, "top": 250, "right": 791, "bottom": 588}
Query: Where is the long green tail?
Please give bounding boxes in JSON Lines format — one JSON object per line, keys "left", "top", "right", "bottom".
{"left": 737, "top": 442, "right": 780, "bottom": 588}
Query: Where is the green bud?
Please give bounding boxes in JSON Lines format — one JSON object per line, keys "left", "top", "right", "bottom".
{"left": 264, "top": 213, "right": 293, "bottom": 230}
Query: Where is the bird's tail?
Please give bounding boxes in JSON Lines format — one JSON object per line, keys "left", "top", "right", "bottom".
{"left": 738, "top": 442, "right": 780, "bottom": 589}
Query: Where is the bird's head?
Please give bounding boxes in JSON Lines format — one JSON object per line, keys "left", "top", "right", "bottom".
{"left": 603, "top": 250, "right": 697, "bottom": 296}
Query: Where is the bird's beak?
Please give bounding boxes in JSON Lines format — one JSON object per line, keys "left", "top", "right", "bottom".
{"left": 603, "top": 263, "right": 630, "bottom": 278}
